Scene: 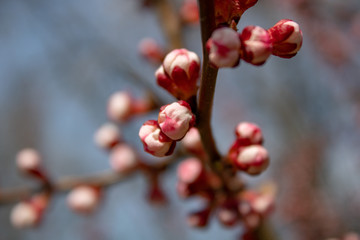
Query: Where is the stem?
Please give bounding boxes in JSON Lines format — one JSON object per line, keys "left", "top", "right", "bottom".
{"left": 196, "top": 0, "right": 221, "bottom": 163}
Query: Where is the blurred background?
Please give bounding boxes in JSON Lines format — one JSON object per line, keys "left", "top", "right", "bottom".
{"left": 0, "top": 0, "right": 360, "bottom": 239}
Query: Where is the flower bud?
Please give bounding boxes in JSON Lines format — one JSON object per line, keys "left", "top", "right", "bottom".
{"left": 234, "top": 145, "right": 269, "bottom": 175}
{"left": 207, "top": 28, "right": 241, "bottom": 68}
{"left": 177, "top": 157, "right": 205, "bottom": 185}
{"left": 139, "top": 120, "right": 176, "bottom": 157}
{"left": 181, "top": 127, "right": 205, "bottom": 156}
{"left": 10, "top": 193, "right": 49, "bottom": 228}
{"left": 156, "top": 49, "right": 200, "bottom": 100}
{"left": 180, "top": 0, "right": 199, "bottom": 24}
{"left": 16, "top": 148, "right": 41, "bottom": 174}
{"left": 11, "top": 202, "right": 40, "bottom": 228}
{"left": 268, "top": 19, "right": 303, "bottom": 58}
{"left": 109, "top": 144, "right": 138, "bottom": 173}
{"left": 217, "top": 199, "right": 239, "bottom": 227}
{"left": 215, "top": 0, "right": 258, "bottom": 26}
{"left": 67, "top": 186, "right": 101, "bottom": 214}
{"left": 235, "top": 122, "right": 263, "bottom": 145}
{"left": 107, "top": 91, "right": 132, "bottom": 122}
{"left": 94, "top": 123, "right": 121, "bottom": 150}
{"left": 158, "top": 101, "right": 195, "bottom": 140}
{"left": 187, "top": 207, "right": 211, "bottom": 228}
{"left": 138, "top": 38, "right": 164, "bottom": 64}
{"left": 240, "top": 26, "right": 272, "bottom": 65}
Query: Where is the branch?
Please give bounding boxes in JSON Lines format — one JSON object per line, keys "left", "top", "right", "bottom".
{"left": 196, "top": 0, "right": 221, "bottom": 163}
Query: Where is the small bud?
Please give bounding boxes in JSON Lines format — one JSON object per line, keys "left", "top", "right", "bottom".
{"left": 187, "top": 207, "right": 211, "bottom": 228}
{"left": 157, "top": 49, "right": 200, "bottom": 100}
{"left": 268, "top": 19, "right": 303, "bottom": 58}
{"left": 138, "top": 38, "right": 164, "bottom": 63}
{"left": 139, "top": 120, "right": 176, "bottom": 157}
{"left": 217, "top": 199, "right": 239, "bottom": 227}
{"left": 11, "top": 202, "right": 40, "bottom": 228}
{"left": 234, "top": 145, "right": 269, "bottom": 175}
{"left": 16, "top": 148, "right": 41, "bottom": 174}
{"left": 180, "top": 0, "right": 199, "bottom": 24}
{"left": 10, "top": 193, "right": 49, "bottom": 228}
{"left": 235, "top": 122, "right": 263, "bottom": 145}
{"left": 181, "top": 127, "right": 205, "bottom": 156}
{"left": 158, "top": 101, "right": 195, "bottom": 140}
{"left": 109, "top": 144, "right": 138, "bottom": 173}
{"left": 147, "top": 175, "right": 167, "bottom": 205}
{"left": 67, "top": 186, "right": 101, "bottom": 214}
{"left": 94, "top": 123, "right": 121, "bottom": 150}
{"left": 107, "top": 91, "right": 132, "bottom": 122}
{"left": 177, "top": 158, "right": 205, "bottom": 185}
{"left": 207, "top": 28, "right": 241, "bottom": 68}
{"left": 240, "top": 26, "right": 272, "bottom": 65}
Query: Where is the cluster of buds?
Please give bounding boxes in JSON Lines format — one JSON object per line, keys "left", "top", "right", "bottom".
{"left": 155, "top": 49, "right": 200, "bottom": 101}
{"left": 139, "top": 100, "right": 195, "bottom": 157}
{"left": 206, "top": 19, "right": 303, "bottom": 67}
{"left": 107, "top": 91, "right": 156, "bottom": 123}
{"left": 94, "top": 123, "right": 139, "bottom": 173}
{"left": 176, "top": 156, "right": 274, "bottom": 230}
{"left": 228, "top": 122, "right": 269, "bottom": 175}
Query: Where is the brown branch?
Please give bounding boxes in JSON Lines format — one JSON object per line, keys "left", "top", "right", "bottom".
{"left": 196, "top": 0, "right": 221, "bottom": 163}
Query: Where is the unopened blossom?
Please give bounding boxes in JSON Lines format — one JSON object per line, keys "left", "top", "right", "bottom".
{"left": 180, "top": 0, "right": 199, "bottom": 24}
{"left": 107, "top": 91, "right": 132, "bottom": 122}
{"left": 67, "top": 186, "right": 101, "bottom": 214}
{"left": 10, "top": 193, "right": 49, "bottom": 228}
{"left": 139, "top": 120, "right": 176, "bottom": 157}
{"left": 156, "top": 49, "right": 200, "bottom": 100}
{"left": 268, "top": 19, "right": 303, "bottom": 58}
{"left": 234, "top": 145, "right": 269, "bottom": 175}
{"left": 94, "top": 123, "right": 121, "bottom": 150}
{"left": 158, "top": 101, "right": 195, "bottom": 140}
{"left": 217, "top": 199, "right": 239, "bottom": 227}
{"left": 207, "top": 27, "right": 241, "bottom": 68}
{"left": 215, "top": 0, "right": 258, "bottom": 26}
{"left": 177, "top": 157, "right": 205, "bottom": 185}
{"left": 235, "top": 122, "right": 263, "bottom": 145}
{"left": 240, "top": 26, "right": 272, "bottom": 65}
{"left": 109, "top": 144, "right": 138, "bottom": 173}
{"left": 16, "top": 148, "right": 42, "bottom": 174}
{"left": 187, "top": 207, "right": 211, "bottom": 228}
{"left": 181, "top": 127, "right": 205, "bottom": 156}
{"left": 138, "top": 38, "right": 164, "bottom": 63}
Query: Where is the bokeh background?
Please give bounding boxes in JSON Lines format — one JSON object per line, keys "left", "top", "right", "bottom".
{"left": 0, "top": 0, "right": 360, "bottom": 239}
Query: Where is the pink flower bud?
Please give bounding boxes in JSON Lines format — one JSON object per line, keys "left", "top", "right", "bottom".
{"left": 240, "top": 26, "right": 272, "bottom": 65}
{"left": 109, "top": 144, "right": 138, "bottom": 173}
{"left": 180, "top": 0, "right": 199, "bottom": 24}
{"left": 94, "top": 123, "right": 121, "bottom": 150}
{"left": 235, "top": 122, "right": 263, "bottom": 145}
{"left": 138, "top": 38, "right": 164, "bottom": 64}
{"left": 156, "top": 49, "right": 200, "bottom": 100}
{"left": 158, "top": 101, "right": 195, "bottom": 140}
{"left": 217, "top": 199, "right": 239, "bottom": 227}
{"left": 207, "top": 28, "right": 241, "bottom": 68}
{"left": 139, "top": 120, "right": 176, "bottom": 157}
{"left": 107, "top": 91, "right": 132, "bottom": 122}
{"left": 234, "top": 145, "right": 269, "bottom": 175}
{"left": 11, "top": 202, "right": 40, "bottom": 228}
{"left": 215, "top": 0, "right": 258, "bottom": 26}
{"left": 268, "top": 19, "right": 303, "bottom": 58}
{"left": 67, "top": 186, "right": 101, "bottom": 214}
{"left": 16, "top": 148, "right": 41, "bottom": 173}
{"left": 177, "top": 157, "right": 205, "bottom": 185}
{"left": 181, "top": 127, "right": 205, "bottom": 156}
{"left": 187, "top": 207, "right": 211, "bottom": 228}
{"left": 10, "top": 193, "right": 49, "bottom": 228}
